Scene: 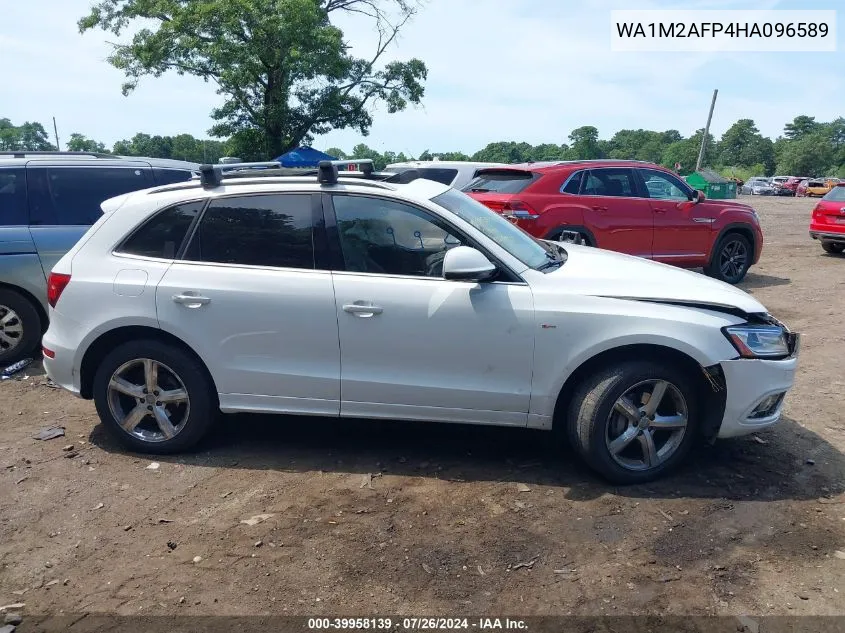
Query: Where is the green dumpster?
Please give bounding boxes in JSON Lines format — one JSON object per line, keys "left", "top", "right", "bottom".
{"left": 684, "top": 169, "right": 737, "bottom": 199}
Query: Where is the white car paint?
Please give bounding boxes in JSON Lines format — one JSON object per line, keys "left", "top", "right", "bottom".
{"left": 385, "top": 161, "right": 508, "bottom": 190}
{"left": 43, "top": 175, "right": 797, "bottom": 449}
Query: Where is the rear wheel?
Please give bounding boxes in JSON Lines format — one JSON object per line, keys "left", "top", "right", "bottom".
{"left": 0, "top": 289, "right": 42, "bottom": 366}
{"left": 93, "top": 340, "right": 216, "bottom": 453}
{"left": 566, "top": 360, "right": 700, "bottom": 484}
{"left": 822, "top": 241, "right": 845, "bottom": 254}
{"left": 549, "top": 227, "right": 592, "bottom": 246}
{"left": 705, "top": 232, "right": 752, "bottom": 284}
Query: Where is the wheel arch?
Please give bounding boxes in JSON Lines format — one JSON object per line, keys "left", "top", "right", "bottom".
{"left": 712, "top": 222, "right": 757, "bottom": 261}
{"left": 551, "top": 343, "right": 726, "bottom": 438}
{"left": 544, "top": 224, "right": 597, "bottom": 246}
{"left": 79, "top": 325, "right": 219, "bottom": 400}
{"left": 0, "top": 282, "right": 47, "bottom": 333}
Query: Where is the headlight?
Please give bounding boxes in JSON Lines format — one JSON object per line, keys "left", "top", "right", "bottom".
{"left": 724, "top": 325, "right": 789, "bottom": 358}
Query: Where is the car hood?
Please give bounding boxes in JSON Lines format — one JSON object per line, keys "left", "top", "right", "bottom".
{"left": 545, "top": 244, "right": 766, "bottom": 316}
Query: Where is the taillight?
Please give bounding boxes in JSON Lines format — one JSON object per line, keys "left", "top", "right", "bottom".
{"left": 504, "top": 200, "right": 539, "bottom": 219}
{"left": 47, "top": 273, "right": 71, "bottom": 308}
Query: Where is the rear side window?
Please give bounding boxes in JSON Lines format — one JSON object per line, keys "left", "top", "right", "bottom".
{"left": 417, "top": 168, "right": 459, "bottom": 185}
{"left": 153, "top": 168, "right": 195, "bottom": 186}
{"left": 0, "top": 168, "right": 28, "bottom": 226}
{"left": 183, "top": 194, "right": 314, "bottom": 269}
{"left": 582, "top": 169, "right": 637, "bottom": 197}
{"left": 27, "top": 166, "right": 152, "bottom": 226}
{"left": 463, "top": 170, "right": 539, "bottom": 194}
{"left": 823, "top": 186, "right": 845, "bottom": 201}
{"left": 561, "top": 170, "right": 584, "bottom": 194}
{"left": 117, "top": 201, "right": 204, "bottom": 259}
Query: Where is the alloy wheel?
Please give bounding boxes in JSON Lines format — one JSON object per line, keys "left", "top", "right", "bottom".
{"left": 719, "top": 239, "right": 748, "bottom": 281}
{"left": 605, "top": 379, "right": 688, "bottom": 472}
{"left": 107, "top": 358, "right": 191, "bottom": 443}
{"left": 0, "top": 305, "right": 24, "bottom": 354}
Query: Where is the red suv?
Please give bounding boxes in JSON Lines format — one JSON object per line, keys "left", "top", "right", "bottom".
{"left": 809, "top": 183, "right": 845, "bottom": 254}
{"left": 464, "top": 160, "right": 763, "bottom": 284}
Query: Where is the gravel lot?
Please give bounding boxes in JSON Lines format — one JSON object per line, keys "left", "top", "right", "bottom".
{"left": 1, "top": 195, "right": 843, "bottom": 620}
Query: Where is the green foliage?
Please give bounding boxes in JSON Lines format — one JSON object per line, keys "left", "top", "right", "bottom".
{"left": 67, "top": 133, "right": 109, "bottom": 153}
{"left": 568, "top": 126, "right": 602, "bottom": 160}
{"left": 0, "top": 118, "right": 56, "bottom": 151}
{"left": 717, "top": 164, "right": 765, "bottom": 182}
{"left": 775, "top": 132, "right": 835, "bottom": 176}
{"left": 79, "top": 0, "right": 427, "bottom": 159}
{"left": 716, "top": 119, "right": 774, "bottom": 174}
{"left": 783, "top": 115, "right": 821, "bottom": 140}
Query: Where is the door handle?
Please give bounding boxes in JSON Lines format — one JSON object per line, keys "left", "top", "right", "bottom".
{"left": 343, "top": 303, "right": 383, "bottom": 317}
{"left": 172, "top": 293, "right": 211, "bottom": 308}
{"left": 592, "top": 206, "right": 608, "bottom": 212}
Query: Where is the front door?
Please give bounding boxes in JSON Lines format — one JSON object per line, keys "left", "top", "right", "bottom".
{"left": 580, "top": 168, "right": 653, "bottom": 257}
{"left": 155, "top": 193, "right": 341, "bottom": 415}
{"left": 326, "top": 193, "right": 536, "bottom": 426}
{"left": 638, "top": 168, "right": 713, "bottom": 266}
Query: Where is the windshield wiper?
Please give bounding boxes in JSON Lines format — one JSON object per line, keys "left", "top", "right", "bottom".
{"left": 469, "top": 187, "right": 491, "bottom": 192}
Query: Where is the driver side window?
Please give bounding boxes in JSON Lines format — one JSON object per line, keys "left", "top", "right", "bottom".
{"left": 639, "top": 169, "right": 691, "bottom": 201}
{"left": 331, "top": 195, "right": 463, "bottom": 277}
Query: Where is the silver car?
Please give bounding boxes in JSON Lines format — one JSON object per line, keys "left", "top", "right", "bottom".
{"left": 0, "top": 152, "right": 198, "bottom": 364}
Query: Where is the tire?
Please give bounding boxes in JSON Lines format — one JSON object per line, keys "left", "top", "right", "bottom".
{"left": 822, "top": 241, "right": 845, "bottom": 254}
{"left": 93, "top": 339, "right": 217, "bottom": 454}
{"left": 0, "top": 289, "right": 42, "bottom": 366}
{"left": 704, "top": 232, "right": 752, "bottom": 284}
{"left": 566, "top": 360, "right": 700, "bottom": 484}
{"left": 550, "top": 228, "right": 592, "bottom": 246}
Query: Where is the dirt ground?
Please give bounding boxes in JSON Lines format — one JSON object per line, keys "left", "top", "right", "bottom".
{"left": 1, "top": 195, "right": 844, "bottom": 621}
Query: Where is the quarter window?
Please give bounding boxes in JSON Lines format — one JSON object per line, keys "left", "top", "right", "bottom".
{"left": 0, "top": 168, "right": 27, "bottom": 226}
{"left": 561, "top": 170, "right": 584, "bottom": 194}
{"left": 332, "top": 195, "right": 463, "bottom": 277}
{"left": 582, "top": 169, "right": 637, "bottom": 197}
{"left": 183, "top": 194, "right": 314, "bottom": 269}
{"left": 27, "top": 166, "right": 153, "bottom": 226}
{"left": 117, "top": 201, "right": 204, "bottom": 259}
{"left": 153, "top": 168, "right": 195, "bottom": 186}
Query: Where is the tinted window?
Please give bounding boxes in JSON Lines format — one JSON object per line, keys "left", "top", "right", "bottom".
{"left": 0, "top": 168, "right": 27, "bottom": 226}
{"left": 118, "top": 201, "right": 204, "bottom": 259}
{"left": 639, "top": 169, "right": 691, "bottom": 200}
{"left": 463, "top": 170, "right": 539, "bottom": 193}
{"left": 823, "top": 186, "right": 845, "bottom": 201}
{"left": 582, "top": 169, "right": 637, "bottom": 197}
{"left": 332, "top": 195, "right": 464, "bottom": 277}
{"left": 27, "top": 166, "right": 152, "bottom": 226}
{"left": 561, "top": 170, "right": 584, "bottom": 194}
{"left": 153, "top": 168, "right": 195, "bottom": 186}
{"left": 184, "top": 194, "right": 313, "bottom": 269}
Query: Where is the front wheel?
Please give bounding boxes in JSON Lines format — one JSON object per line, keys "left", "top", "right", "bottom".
{"left": 566, "top": 361, "right": 700, "bottom": 484}
{"left": 822, "top": 241, "right": 845, "bottom": 254}
{"left": 0, "top": 289, "right": 42, "bottom": 365}
{"left": 705, "top": 233, "right": 752, "bottom": 284}
{"left": 93, "top": 340, "right": 216, "bottom": 453}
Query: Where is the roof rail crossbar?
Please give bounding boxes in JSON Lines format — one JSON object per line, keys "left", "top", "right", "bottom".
{"left": 318, "top": 161, "right": 338, "bottom": 185}
{"left": 198, "top": 161, "right": 282, "bottom": 187}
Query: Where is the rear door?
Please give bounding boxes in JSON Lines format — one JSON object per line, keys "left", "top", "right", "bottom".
{"left": 638, "top": 167, "right": 712, "bottom": 265}
{"left": 155, "top": 193, "right": 341, "bottom": 415}
{"left": 0, "top": 166, "right": 44, "bottom": 300}
{"left": 26, "top": 162, "right": 153, "bottom": 277}
{"left": 580, "top": 168, "right": 653, "bottom": 257}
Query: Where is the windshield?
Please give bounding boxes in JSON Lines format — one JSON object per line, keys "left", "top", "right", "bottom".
{"left": 823, "top": 185, "right": 845, "bottom": 201}
{"left": 463, "top": 170, "right": 539, "bottom": 193}
{"left": 432, "top": 189, "right": 554, "bottom": 270}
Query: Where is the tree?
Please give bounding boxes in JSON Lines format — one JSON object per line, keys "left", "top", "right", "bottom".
{"left": 0, "top": 120, "right": 56, "bottom": 151}
{"left": 567, "top": 126, "right": 602, "bottom": 160}
{"left": 716, "top": 119, "right": 775, "bottom": 174}
{"left": 351, "top": 143, "right": 387, "bottom": 170}
{"left": 79, "top": 0, "right": 428, "bottom": 159}
{"left": 661, "top": 129, "right": 715, "bottom": 173}
{"left": 325, "top": 147, "right": 348, "bottom": 159}
{"left": 471, "top": 141, "right": 534, "bottom": 164}
{"left": 783, "top": 115, "right": 821, "bottom": 140}
{"left": 776, "top": 132, "right": 834, "bottom": 176}
{"left": 67, "top": 133, "right": 109, "bottom": 153}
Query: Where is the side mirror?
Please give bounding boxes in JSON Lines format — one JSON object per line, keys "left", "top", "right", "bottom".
{"left": 443, "top": 246, "right": 497, "bottom": 282}
{"left": 696, "top": 190, "right": 706, "bottom": 203}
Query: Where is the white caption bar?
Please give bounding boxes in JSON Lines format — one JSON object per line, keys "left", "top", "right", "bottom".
{"left": 611, "top": 10, "right": 837, "bottom": 52}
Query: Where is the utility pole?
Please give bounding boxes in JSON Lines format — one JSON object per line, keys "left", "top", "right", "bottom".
{"left": 52, "top": 117, "right": 61, "bottom": 151}
{"left": 695, "top": 89, "right": 718, "bottom": 172}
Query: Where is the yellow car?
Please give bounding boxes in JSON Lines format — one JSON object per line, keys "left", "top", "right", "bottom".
{"left": 806, "top": 178, "right": 840, "bottom": 197}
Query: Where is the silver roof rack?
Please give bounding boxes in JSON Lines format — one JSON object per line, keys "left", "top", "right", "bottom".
{"left": 197, "top": 159, "right": 379, "bottom": 188}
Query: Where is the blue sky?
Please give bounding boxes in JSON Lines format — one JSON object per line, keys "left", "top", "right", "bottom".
{"left": 1, "top": 0, "right": 842, "bottom": 155}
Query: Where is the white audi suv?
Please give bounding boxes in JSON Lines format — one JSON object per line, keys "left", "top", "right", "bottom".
{"left": 42, "top": 161, "right": 799, "bottom": 483}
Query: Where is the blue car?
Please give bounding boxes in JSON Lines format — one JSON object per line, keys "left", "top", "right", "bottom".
{"left": 0, "top": 152, "right": 198, "bottom": 364}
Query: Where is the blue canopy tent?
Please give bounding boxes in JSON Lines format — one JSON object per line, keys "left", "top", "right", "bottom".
{"left": 273, "top": 146, "right": 338, "bottom": 168}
